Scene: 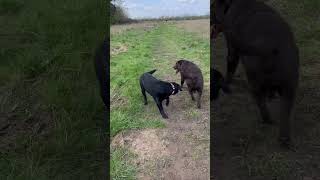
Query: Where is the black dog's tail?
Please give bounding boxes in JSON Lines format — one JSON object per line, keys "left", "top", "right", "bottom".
{"left": 147, "top": 69, "right": 157, "bottom": 74}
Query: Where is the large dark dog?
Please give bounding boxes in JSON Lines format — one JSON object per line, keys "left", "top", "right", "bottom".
{"left": 140, "top": 70, "right": 182, "bottom": 119}
{"left": 173, "top": 60, "right": 203, "bottom": 108}
{"left": 213, "top": 0, "right": 300, "bottom": 146}
{"left": 94, "top": 37, "right": 109, "bottom": 107}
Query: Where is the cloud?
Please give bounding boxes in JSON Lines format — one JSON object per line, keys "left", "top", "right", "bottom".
{"left": 123, "top": 0, "right": 209, "bottom": 19}
{"left": 176, "top": 0, "right": 196, "bottom": 3}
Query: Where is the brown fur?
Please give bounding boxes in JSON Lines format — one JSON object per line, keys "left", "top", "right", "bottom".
{"left": 213, "top": 0, "right": 300, "bottom": 147}
{"left": 173, "top": 59, "right": 204, "bottom": 108}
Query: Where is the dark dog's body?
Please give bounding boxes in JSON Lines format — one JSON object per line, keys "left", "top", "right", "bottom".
{"left": 213, "top": 0, "right": 299, "bottom": 146}
{"left": 94, "top": 37, "right": 109, "bottom": 107}
{"left": 140, "top": 70, "right": 182, "bottom": 119}
{"left": 212, "top": 68, "right": 231, "bottom": 100}
{"left": 173, "top": 60, "right": 204, "bottom": 108}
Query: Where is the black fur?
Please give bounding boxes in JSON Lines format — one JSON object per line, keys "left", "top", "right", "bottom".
{"left": 140, "top": 69, "right": 182, "bottom": 119}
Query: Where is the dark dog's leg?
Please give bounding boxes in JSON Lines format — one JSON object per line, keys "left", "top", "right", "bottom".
{"left": 226, "top": 41, "right": 240, "bottom": 84}
{"left": 251, "top": 87, "right": 272, "bottom": 124}
{"left": 188, "top": 88, "right": 195, "bottom": 101}
{"left": 155, "top": 97, "right": 168, "bottom": 119}
{"left": 278, "top": 87, "right": 296, "bottom": 147}
{"left": 181, "top": 76, "right": 185, "bottom": 88}
{"left": 197, "top": 90, "right": 202, "bottom": 109}
{"left": 140, "top": 83, "right": 147, "bottom": 105}
{"left": 166, "top": 97, "right": 170, "bottom": 106}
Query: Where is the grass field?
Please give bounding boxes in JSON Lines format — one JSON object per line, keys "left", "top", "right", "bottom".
{"left": 212, "top": 0, "right": 320, "bottom": 179}
{"left": 110, "top": 20, "right": 210, "bottom": 179}
{"left": 0, "top": 0, "right": 106, "bottom": 179}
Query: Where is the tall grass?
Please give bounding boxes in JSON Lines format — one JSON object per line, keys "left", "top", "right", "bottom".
{"left": 0, "top": 0, "right": 107, "bottom": 179}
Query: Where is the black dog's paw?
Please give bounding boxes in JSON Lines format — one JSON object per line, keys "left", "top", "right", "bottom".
{"left": 162, "top": 114, "right": 169, "bottom": 119}
{"left": 144, "top": 102, "right": 148, "bottom": 105}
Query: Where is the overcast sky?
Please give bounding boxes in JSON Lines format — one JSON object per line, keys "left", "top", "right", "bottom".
{"left": 115, "top": 0, "right": 210, "bottom": 19}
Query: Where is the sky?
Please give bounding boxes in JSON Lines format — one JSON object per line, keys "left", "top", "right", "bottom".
{"left": 114, "top": 0, "right": 210, "bottom": 19}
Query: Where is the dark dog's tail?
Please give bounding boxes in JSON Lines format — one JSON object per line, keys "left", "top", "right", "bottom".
{"left": 147, "top": 69, "right": 157, "bottom": 74}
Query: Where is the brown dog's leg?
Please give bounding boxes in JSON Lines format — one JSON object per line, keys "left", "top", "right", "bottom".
{"left": 181, "top": 76, "right": 185, "bottom": 88}
{"left": 197, "top": 90, "right": 202, "bottom": 109}
{"left": 225, "top": 41, "right": 240, "bottom": 84}
{"left": 250, "top": 85, "right": 272, "bottom": 124}
{"left": 255, "top": 94, "right": 272, "bottom": 124}
{"left": 188, "top": 88, "right": 195, "bottom": 101}
{"left": 278, "top": 88, "right": 296, "bottom": 147}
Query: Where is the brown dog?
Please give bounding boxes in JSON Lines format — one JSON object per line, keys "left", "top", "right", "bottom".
{"left": 174, "top": 59, "right": 204, "bottom": 108}
{"left": 213, "top": 0, "right": 300, "bottom": 147}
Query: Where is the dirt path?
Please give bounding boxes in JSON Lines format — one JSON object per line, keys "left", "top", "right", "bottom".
{"left": 112, "top": 24, "right": 210, "bottom": 180}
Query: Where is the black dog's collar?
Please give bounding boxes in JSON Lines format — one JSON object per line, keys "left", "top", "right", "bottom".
{"left": 170, "top": 83, "right": 175, "bottom": 95}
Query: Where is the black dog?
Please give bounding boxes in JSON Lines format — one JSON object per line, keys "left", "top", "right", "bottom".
{"left": 212, "top": 68, "right": 231, "bottom": 100}
{"left": 94, "top": 37, "right": 109, "bottom": 107}
{"left": 173, "top": 60, "right": 203, "bottom": 108}
{"left": 140, "top": 69, "right": 182, "bottom": 119}
{"left": 213, "top": 0, "right": 300, "bottom": 146}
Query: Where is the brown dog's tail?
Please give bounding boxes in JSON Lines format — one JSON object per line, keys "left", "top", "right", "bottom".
{"left": 147, "top": 69, "right": 157, "bottom": 74}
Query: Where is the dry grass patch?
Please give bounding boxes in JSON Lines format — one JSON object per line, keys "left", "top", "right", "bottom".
{"left": 174, "top": 19, "right": 210, "bottom": 39}
{"left": 111, "top": 22, "right": 158, "bottom": 35}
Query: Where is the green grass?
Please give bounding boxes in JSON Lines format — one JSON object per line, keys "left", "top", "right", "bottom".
{"left": 0, "top": 0, "right": 106, "bottom": 179}
{"left": 110, "top": 22, "right": 209, "bottom": 179}
{"left": 110, "top": 147, "right": 136, "bottom": 180}
{"left": 110, "top": 28, "right": 166, "bottom": 137}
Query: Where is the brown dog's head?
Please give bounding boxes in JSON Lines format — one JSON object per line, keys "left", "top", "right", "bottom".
{"left": 173, "top": 60, "right": 184, "bottom": 74}
{"left": 211, "top": 24, "right": 223, "bottom": 39}
{"left": 213, "top": 0, "right": 233, "bottom": 23}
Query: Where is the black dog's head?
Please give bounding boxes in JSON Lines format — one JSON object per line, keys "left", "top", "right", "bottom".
{"left": 211, "top": 69, "right": 231, "bottom": 100}
{"left": 170, "top": 82, "right": 183, "bottom": 95}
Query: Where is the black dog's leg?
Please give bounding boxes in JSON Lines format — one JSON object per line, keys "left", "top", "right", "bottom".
{"left": 155, "top": 97, "right": 168, "bottom": 119}
{"left": 226, "top": 41, "right": 240, "bottom": 84}
{"left": 166, "top": 97, "right": 170, "bottom": 106}
{"left": 197, "top": 90, "right": 202, "bottom": 109}
{"left": 140, "top": 83, "right": 147, "bottom": 105}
